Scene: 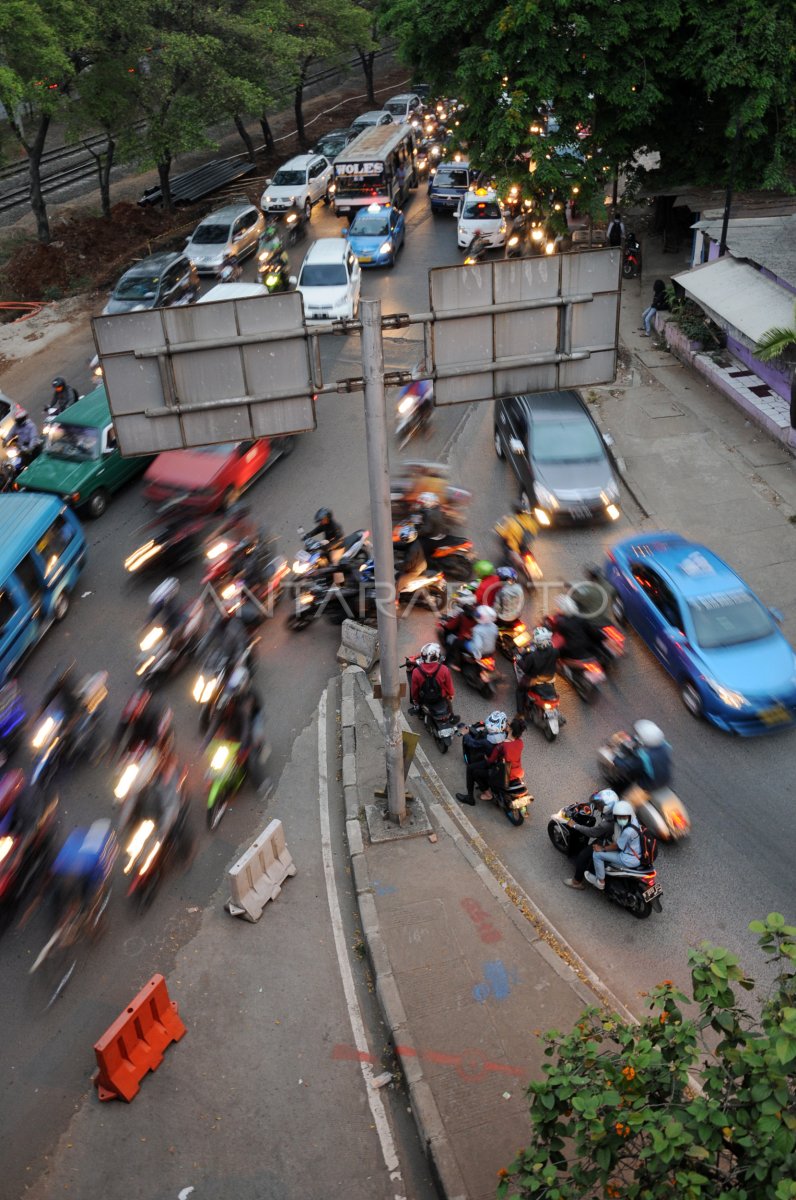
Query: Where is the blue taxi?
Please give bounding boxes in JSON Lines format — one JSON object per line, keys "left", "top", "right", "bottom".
{"left": 605, "top": 532, "right": 796, "bottom": 735}
{"left": 345, "top": 203, "right": 405, "bottom": 268}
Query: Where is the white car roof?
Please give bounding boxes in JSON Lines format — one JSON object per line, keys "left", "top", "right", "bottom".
{"left": 198, "top": 283, "right": 269, "bottom": 304}
{"left": 387, "top": 94, "right": 416, "bottom": 104}
{"left": 355, "top": 111, "right": 390, "bottom": 122}
{"left": 277, "top": 153, "right": 320, "bottom": 170}
{"left": 301, "top": 238, "right": 349, "bottom": 265}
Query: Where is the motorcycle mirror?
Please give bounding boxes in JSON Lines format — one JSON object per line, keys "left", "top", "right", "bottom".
{"left": 508, "top": 437, "right": 525, "bottom": 455}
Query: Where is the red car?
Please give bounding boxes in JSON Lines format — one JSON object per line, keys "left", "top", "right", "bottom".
{"left": 143, "top": 438, "right": 294, "bottom": 512}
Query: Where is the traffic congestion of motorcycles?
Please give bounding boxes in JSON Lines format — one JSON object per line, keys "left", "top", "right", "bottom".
{"left": 0, "top": 89, "right": 715, "bottom": 1010}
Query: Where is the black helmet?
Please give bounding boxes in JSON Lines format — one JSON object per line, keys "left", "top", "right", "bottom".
{"left": 314, "top": 507, "right": 332, "bottom": 524}
{"left": 52, "top": 377, "right": 66, "bottom": 390}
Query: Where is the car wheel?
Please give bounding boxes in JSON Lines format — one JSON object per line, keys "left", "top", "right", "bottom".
{"left": 303, "top": 199, "right": 312, "bottom": 221}
{"left": 494, "top": 428, "right": 504, "bottom": 459}
{"left": 85, "top": 489, "right": 108, "bottom": 519}
{"left": 53, "top": 590, "right": 70, "bottom": 621}
{"left": 680, "top": 680, "right": 704, "bottom": 719}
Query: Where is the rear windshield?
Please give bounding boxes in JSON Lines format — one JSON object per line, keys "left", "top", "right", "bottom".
{"left": 532, "top": 418, "right": 604, "bottom": 463}
{"left": 385, "top": 101, "right": 407, "bottom": 117}
{"left": 300, "top": 263, "right": 347, "bottom": 287}
{"left": 462, "top": 199, "right": 501, "bottom": 220}
{"left": 192, "top": 223, "right": 229, "bottom": 244}
{"left": 688, "top": 591, "right": 774, "bottom": 649}
{"left": 113, "top": 274, "right": 160, "bottom": 300}
{"left": 434, "top": 169, "right": 468, "bottom": 189}
{"left": 45, "top": 423, "right": 100, "bottom": 461}
{"left": 272, "top": 169, "right": 306, "bottom": 186}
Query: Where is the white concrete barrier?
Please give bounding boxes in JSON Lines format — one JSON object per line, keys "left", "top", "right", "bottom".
{"left": 226, "top": 818, "right": 296, "bottom": 922}
{"left": 337, "top": 619, "right": 380, "bottom": 669}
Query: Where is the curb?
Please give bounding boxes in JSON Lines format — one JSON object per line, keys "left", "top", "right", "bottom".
{"left": 340, "top": 667, "right": 470, "bottom": 1200}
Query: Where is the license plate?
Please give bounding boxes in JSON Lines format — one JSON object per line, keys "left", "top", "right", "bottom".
{"left": 514, "top": 631, "right": 531, "bottom": 648}
{"left": 570, "top": 504, "right": 592, "bottom": 520}
{"left": 358, "top": 255, "right": 372, "bottom": 263}
{"left": 642, "top": 884, "right": 662, "bottom": 901}
{"left": 759, "top": 704, "right": 791, "bottom": 726}
{"left": 437, "top": 727, "right": 454, "bottom": 736}
{"left": 511, "top": 796, "right": 528, "bottom": 809}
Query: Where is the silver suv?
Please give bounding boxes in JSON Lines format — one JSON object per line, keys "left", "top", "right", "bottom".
{"left": 261, "top": 154, "right": 334, "bottom": 219}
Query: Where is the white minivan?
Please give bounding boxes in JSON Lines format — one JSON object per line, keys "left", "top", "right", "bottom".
{"left": 294, "top": 239, "right": 361, "bottom": 322}
{"left": 260, "top": 154, "right": 334, "bottom": 219}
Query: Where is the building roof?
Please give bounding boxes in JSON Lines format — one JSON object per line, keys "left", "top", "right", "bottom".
{"left": 691, "top": 214, "right": 796, "bottom": 290}
{"left": 673, "top": 257, "right": 795, "bottom": 346}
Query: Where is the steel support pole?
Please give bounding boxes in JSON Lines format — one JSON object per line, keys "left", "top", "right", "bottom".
{"left": 360, "top": 297, "right": 406, "bottom": 824}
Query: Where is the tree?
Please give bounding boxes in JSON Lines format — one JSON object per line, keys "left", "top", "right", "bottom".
{"left": 498, "top": 914, "right": 796, "bottom": 1200}
{"left": 289, "top": 0, "right": 373, "bottom": 147}
{"left": 0, "top": 0, "right": 89, "bottom": 243}
{"left": 755, "top": 303, "right": 796, "bottom": 430}
{"left": 354, "top": 0, "right": 381, "bottom": 106}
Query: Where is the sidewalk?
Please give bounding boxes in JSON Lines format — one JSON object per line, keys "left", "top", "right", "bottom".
{"left": 341, "top": 666, "right": 632, "bottom": 1200}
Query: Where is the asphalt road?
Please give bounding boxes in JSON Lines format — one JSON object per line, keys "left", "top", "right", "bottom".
{"left": 2, "top": 182, "right": 794, "bottom": 1189}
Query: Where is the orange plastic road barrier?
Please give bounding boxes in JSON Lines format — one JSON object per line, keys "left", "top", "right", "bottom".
{"left": 93, "top": 974, "right": 186, "bottom": 1102}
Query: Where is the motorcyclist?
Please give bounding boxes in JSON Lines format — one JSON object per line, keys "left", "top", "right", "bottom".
{"left": 394, "top": 524, "right": 427, "bottom": 595}
{"left": 49, "top": 377, "right": 79, "bottom": 415}
{"left": 115, "top": 688, "right": 173, "bottom": 761}
{"left": 306, "top": 506, "right": 344, "bottom": 546}
{"left": 440, "top": 593, "right": 477, "bottom": 666}
{"left": 613, "top": 720, "right": 672, "bottom": 792}
{"left": 494, "top": 503, "right": 538, "bottom": 557}
{"left": 205, "top": 665, "right": 265, "bottom": 778}
{"left": 466, "top": 605, "right": 498, "bottom": 660}
{"left": 38, "top": 662, "right": 82, "bottom": 735}
{"left": 517, "top": 626, "right": 558, "bottom": 685}
{"left": 563, "top": 789, "right": 618, "bottom": 890}
{"left": 148, "top": 577, "right": 183, "bottom": 637}
{"left": 492, "top": 566, "right": 524, "bottom": 623}
{"left": 411, "top": 491, "right": 447, "bottom": 541}
{"left": 585, "top": 798, "right": 642, "bottom": 890}
{"left": 49, "top": 819, "right": 116, "bottom": 918}
{"left": 474, "top": 561, "right": 501, "bottom": 607}
{"left": 456, "top": 710, "right": 516, "bottom": 805}
{"left": 551, "top": 594, "right": 607, "bottom": 660}
{"left": 258, "top": 221, "right": 289, "bottom": 268}
{"left": 9, "top": 406, "right": 42, "bottom": 463}
{"left": 218, "top": 250, "right": 242, "bottom": 281}
{"left": 396, "top": 378, "right": 433, "bottom": 425}
{"left": 201, "top": 606, "right": 253, "bottom": 667}
{"left": 409, "top": 642, "right": 455, "bottom": 711}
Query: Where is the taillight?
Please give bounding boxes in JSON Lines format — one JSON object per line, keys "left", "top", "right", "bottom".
{"left": 482, "top": 656, "right": 495, "bottom": 669}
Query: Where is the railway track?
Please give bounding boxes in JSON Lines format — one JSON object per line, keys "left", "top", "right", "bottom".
{"left": 0, "top": 51, "right": 397, "bottom": 219}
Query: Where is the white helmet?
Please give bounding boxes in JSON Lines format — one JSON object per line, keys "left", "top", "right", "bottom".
{"left": 417, "top": 491, "right": 440, "bottom": 509}
{"left": 485, "top": 710, "right": 507, "bottom": 736}
{"left": 556, "top": 593, "right": 578, "bottom": 617}
{"left": 228, "top": 665, "right": 249, "bottom": 696}
{"left": 533, "top": 625, "right": 553, "bottom": 647}
{"left": 634, "top": 719, "right": 665, "bottom": 748}
{"left": 592, "top": 788, "right": 618, "bottom": 810}
{"left": 476, "top": 605, "right": 496, "bottom": 623}
{"left": 149, "top": 577, "right": 179, "bottom": 607}
{"left": 612, "top": 799, "right": 636, "bottom": 825}
{"left": 420, "top": 642, "right": 442, "bottom": 663}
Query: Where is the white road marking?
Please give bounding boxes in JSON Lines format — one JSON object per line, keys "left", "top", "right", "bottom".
{"left": 317, "top": 689, "right": 406, "bottom": 1198}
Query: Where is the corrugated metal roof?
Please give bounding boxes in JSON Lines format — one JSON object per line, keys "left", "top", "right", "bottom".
{"left": 690, "top": 214, "right": 796, "bottom": 290}
{"left": 673, "top": 257, "right": 795, "bottom": 345}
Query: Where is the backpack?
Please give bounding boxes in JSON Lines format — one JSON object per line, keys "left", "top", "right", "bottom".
{"left": 637, "top": 825, "right": 658, "bottom": 868}
{"left": 608, "top": 221, "right": 623, "bottom": 247}
{"left": 417, "top": 665, "right": 443, "bottom": 706}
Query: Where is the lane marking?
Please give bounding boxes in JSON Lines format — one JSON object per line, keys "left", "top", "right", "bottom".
{"left": 317, "top": 690, "right": 406, "bottom": 1198}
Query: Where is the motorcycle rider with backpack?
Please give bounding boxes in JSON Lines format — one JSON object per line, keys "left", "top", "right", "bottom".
{"left": 409, "top": 643, "right": 455, "bottom": 712}
{"left": 563, "top": 788, "right": 618, "bottom": 890}
{"left": 584, "top": 798, "right": 642, "bottom": 890}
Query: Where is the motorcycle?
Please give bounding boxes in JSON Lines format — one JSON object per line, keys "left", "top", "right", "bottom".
{"left": 556, "top": 653, "right": 606, "bottom": 702}
{"left": 598, "top": 731, "right": 691, "bottom": 842}
{"left": 513, "top": 661, "right": 561, "bottom": 742}
{"left": 547, "top": 799, "right": 663, "bottom": 918}
{"left": 2, "top": 435, "right": 41, "bottom": 487}
{"left": 288, "top": 527, "right": 371, "bottom": 587}
{"left": 395, "top": 381, "right": 433, "bottom": 449}
{"left": 0, "top": 680, "right": 26, "bottom": 765}
{"left": 496, "top": 617, "right": 532, "bottom": 661}
{"left": 415, "top": 530, "right": 474, "bottom": 581}
{"left": 256, "top": 246, "right": 291, "bottom": 293}
{"left": 276, "top": 207, "right": 307, "bottom": 248}
{"left": 0, "top": 771, "right": 58, "bottom": 924}
{"left": 500, "top": 534, "right": 543, "bottom": 590}
{"left": 192, "top": 634, "right": 257, "bottom": 734}
{"left": 30, "top": 672, "right": 108, "bottom": 789}
{"left": 437, "top": 622, "right": 500, "bottom": 698}
{"left": 121, "top": 769, "right": 192, "bottom": 912}
{"left": 404, "top": 657, "right": 458, "bottom": 754}
{"left": 463, "top": 234, "right": 491, "bottom": 265}
{"left": 460, "top": 721, "right": 532, "bottom": 826}
{"left": 622, "top": 232, "right": 642, "bottom": 279}
{"left": 124, "top": 504, "right": 212, "bottom": 578}
{"left": 136, "top": 598, "right": 204, "bottom": 682}
{"left": 202, "top": 536, "right": 288, "bottom": 617}
{"left": 204, "top": 740, "right": 247, "bottom": 831}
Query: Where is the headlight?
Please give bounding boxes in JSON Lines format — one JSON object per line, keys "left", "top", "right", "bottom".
{"left": 139, "top": 625, "right": 164, "bottom": 652}
{"left": 258, "top": 251, "right": 269, "bottom": 262}
{"left": 265, "top": 274, "right": 279, "bottom": 286}
{"left": 292, "top": 559, "right": 310, "bottom": 574}
{"left": 531, "top": 228, "right": 544, "bottom": 242}
{"left": 206, "top": 540, "right": 228, "bottom": 560}
{"left": 398, "top": 395, "right": 415, "bottom": 415}
{"left": 534, "top": 482, "right": 558, "bottom": 510}
{"left": 508, "top": 235, "right": 519, "bottom": 247}
{"left": 114, "top": 762, "right": 140, "bottom": 801}
{"left": 379, "top": 241, "right": 392, "bottom": 255}
{"left": 705, "top": 679, "right": 748, "bottom": 709}
{"left": 544, "top": 241, "right": 556, "bottom": 255}
{"left": 210, "top": 744, "right": 230, "bottom": 771}
{"left": 32, "top": 716, "right": 55, "bottom": 749}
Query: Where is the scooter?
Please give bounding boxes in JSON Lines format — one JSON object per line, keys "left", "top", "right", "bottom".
{"left": 417, "top": 531, "right": 474, "bottom": 581}
{"left": 404, "top": 657, "right": 458, "bottom": 754}
{"left": 556, "top": 653, "right": 606, "bottom": 702}
{"left": 276, "top": 207, "right": 307, "bottom": 248}
{"left": 0, "top": 680, "right": 26, "bottom": 764}
{"left": 202, "top": 537, "right": 288, "bottom": 618}
{"left": 395, "top": 381, "right": 433, "bottom": 449}
{"left": 289, "top": 527, "right": 371, "bottom": 587}
{"left": 622, "top": 232, "right": 642, "bottom": 279}
{"left": 513, "top": 661, "right": 561, "bottom": 742}
{"left": 30, "top": 672, "right": 108, "bottom": 789}
{"left": 460, "top": 722, "right": 532, "bottom": 826}
{"left": 438, "top": 624, "right": 500, "bottom": 698}
{"left": 547, "top": 799, "right": 663, "bottom": 918}
{"left": 597, "top": 731, "right": 691, "bottom": 842}
{"left": 121, "top": 768, "right": 192, "bottom": 912}
{"left": 0, "top": 772, "right": 58, "bottom": 922}
{"left": 500, "top": 535, "right": 543, "bottom": 590}
{"left": 136, "top": 599, "right": 204, "bottom": 682}
{"left": 496, "top": 617, "right": 532, "bottom": 661}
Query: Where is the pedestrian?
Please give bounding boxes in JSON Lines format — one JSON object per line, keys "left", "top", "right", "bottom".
{"left": 606, "top": 211, "right": 625, "bottom": 247}
{"left": 641, "top": 279, "right": 668, "bottom": 336}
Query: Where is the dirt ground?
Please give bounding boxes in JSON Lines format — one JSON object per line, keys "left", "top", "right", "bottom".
{"left": 0, "top": 66, "right": 408, "bottom": 306}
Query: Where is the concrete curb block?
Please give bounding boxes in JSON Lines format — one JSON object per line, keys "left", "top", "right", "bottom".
{"left": 339, "top": 666, "right": 470, "bottom": 1200}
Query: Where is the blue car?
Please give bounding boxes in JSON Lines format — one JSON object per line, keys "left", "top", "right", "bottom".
{"left": 346, "top": 203, "right": 405, "bottom": 267}
{"left": 605, "top": 532, "right": 796, "bottom": 735}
